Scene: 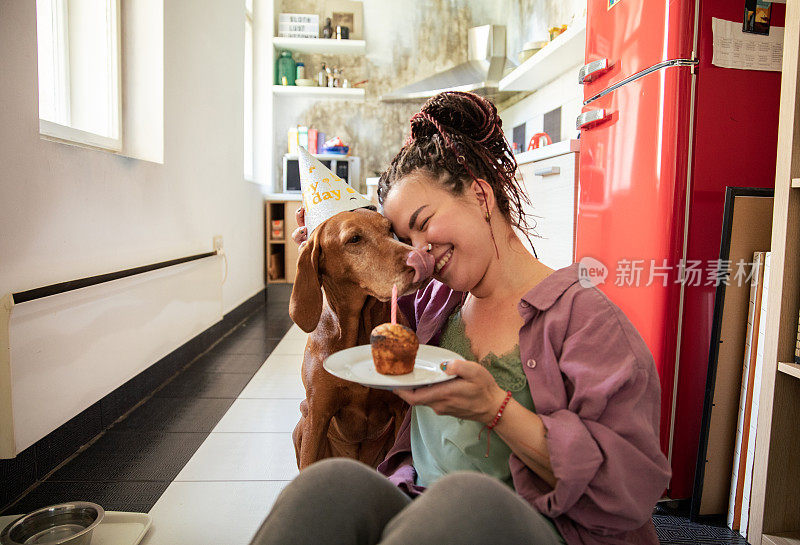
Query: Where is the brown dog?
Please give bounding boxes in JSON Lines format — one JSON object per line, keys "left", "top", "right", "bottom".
{"left": 289, "top": 208, "right": 428, "bottom": 470}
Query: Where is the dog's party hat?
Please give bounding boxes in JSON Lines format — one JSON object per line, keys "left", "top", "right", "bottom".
{"left": 298, "top": 146, "right": 374, "bottom": 235}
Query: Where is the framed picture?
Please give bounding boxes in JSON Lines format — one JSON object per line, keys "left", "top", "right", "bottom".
{"left": 690, "top": 187, "right": 773, "bottom": 521}
{"left": 743, "top": 0, "right": 772, "bottom": 35}
{"left": 324, "top": 0, "right": 363, "bottom": 40}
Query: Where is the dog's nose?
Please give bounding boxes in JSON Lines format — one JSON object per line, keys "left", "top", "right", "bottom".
{"left": 406, "top": 247, "right": 435, "bottom": 283}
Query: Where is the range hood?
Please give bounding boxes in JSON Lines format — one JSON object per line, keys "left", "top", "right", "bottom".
{"left": 380, "top": 25, "right": 517, "bottom": 103}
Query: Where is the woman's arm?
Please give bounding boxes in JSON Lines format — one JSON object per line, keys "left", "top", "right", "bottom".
{"left": 491, "top": 396, "right": 557, "bottom": 488}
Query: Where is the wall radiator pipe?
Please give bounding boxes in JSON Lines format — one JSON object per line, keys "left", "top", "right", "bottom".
{"left": 1, "top": 251, "right": 223, "bottom": 458}
{"left": 12, "top": 252, "right": 217, "bottom": 304}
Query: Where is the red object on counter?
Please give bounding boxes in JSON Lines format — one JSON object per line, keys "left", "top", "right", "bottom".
{"left": 527, "top": 132, "right": 552, "bottom": 151}
{"left": 577, "top": 0, "right": 783, "bottom": 503}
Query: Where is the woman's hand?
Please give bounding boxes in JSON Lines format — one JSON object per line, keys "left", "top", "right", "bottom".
{"left": 291, "top": 207, "right": 307, "bottom": 246}
{"left": 394, "top": 359, "right": 507, "bottom": 424}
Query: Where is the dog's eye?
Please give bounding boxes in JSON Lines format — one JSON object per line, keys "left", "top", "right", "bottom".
{"left": 347, "top": 234, "right": 362, "bottom": 244}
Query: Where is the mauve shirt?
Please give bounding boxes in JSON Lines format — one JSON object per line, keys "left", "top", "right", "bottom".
{"left": 377, "top": 263, "right": 672, "bottom": 545}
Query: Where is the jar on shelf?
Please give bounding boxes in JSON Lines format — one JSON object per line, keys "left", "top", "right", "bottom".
{"left": 276, "top": 50, "right": 296, "bottom": 86}
{"left": 296, "top": 62, "right": 305, "bottom": 80}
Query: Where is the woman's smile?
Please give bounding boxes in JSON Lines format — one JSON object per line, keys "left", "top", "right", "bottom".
{"left": 434, "top": 246, "right": 454, "bottom": 274}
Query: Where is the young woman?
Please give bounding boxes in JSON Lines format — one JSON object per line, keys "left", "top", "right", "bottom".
{"left": 250, "top": 92, "right": 671, "bottom": 545}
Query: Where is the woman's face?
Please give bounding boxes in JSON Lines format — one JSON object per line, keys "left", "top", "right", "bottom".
{"left": 382, "top": 171, "right": 493, "bottom": 292}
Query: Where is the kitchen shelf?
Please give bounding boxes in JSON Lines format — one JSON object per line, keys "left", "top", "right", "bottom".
{"left": 266, "top": 200, "right": 301, "bottom": 284}
{"left": 778, "top": 362, "right": 800, "bottom": 380}
{"left": 763, "top": 532, "right": 800, "bottom": 545}
{"left": 499, "top": 17, "right": 586, "bottom": 92}
{"left": 791, "top": 177, "right": 800, "bottom": 188}
{"left": 272, "top": 37, "right": 366, "bottom": 55}
{"left": 272, "top": 86, "right": 365, "bottom": 100}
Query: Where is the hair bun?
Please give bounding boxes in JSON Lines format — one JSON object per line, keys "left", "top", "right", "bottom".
{"left": 414, "top": 91, "right": 502, "bottom": 145}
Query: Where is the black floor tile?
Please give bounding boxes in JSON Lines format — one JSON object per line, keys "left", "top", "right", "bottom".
{"left": 33, "top": 403, "right": 104, "bottom": 480}
{"left": 2, "top": 480, "right": 170, "bottom": 516}
{"left": 187, "top": 350, "right": 272, "bottom": 375}
{"left": 653, "top": 513, "right": 748, "bottom": 544}
{"left": 155, "top": 369, "right": 253, "bottom": 398}
{"left": 0, "top": 448, "right": 36, "bottom": 511}
{"left": 265, "top": 302, "right": 290, "bottom": 318}
{"left": 211, "top": 332, "right": 284, "bottom": 355}
{"left": 113, "top": 396, "right": 235, "bottom": 432}
{"left": 266, "top": 284, "right": 293, "bottom": 305}
{"left": 100, "top": 373, "right": 149, "bottom": 428}
{"left": 48, "top": 431, "right": 206, "bottom": 483}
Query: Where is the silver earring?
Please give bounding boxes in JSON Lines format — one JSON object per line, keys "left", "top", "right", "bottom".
{"left": 426, "top": 243, "right": 432, "bottom": 252}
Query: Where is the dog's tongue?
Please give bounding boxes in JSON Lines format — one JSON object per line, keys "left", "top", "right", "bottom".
{"left": 406, "top": 247, "right": 435, "bottom": 283}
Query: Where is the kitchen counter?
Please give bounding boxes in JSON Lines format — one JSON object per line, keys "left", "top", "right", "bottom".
{"left": 264, "top": 193, "right": 303, "bottom": 201}
{"left": 515, "top": 139, "right": 580, "bottom": 165}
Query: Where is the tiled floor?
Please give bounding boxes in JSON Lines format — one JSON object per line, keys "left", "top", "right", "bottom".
{"left": 1, "top": 285, "right": 753, "bottom": 544}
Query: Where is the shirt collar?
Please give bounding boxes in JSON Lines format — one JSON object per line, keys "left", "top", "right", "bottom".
{"left": 520, "top": 262, "right": 582, "bottom": 311}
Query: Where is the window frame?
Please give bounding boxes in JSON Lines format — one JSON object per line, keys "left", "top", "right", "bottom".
{"left": 36, "top": 0, "right": 122, "bottom": 152}
{"left": 244, "top": 0, "right": 255, "bottom": 181}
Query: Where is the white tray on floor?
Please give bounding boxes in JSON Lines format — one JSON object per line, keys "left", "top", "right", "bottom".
{"left": 0, "top": 510, "right": 152, "bottom": 545}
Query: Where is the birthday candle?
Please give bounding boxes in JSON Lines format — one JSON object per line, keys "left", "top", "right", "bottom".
{"left": 391, "top": 284, "right": 397, "bottom": 325}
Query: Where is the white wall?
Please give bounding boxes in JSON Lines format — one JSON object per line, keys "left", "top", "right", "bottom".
{"left": 0, "top": 0, "right": 265, "bottom": 316}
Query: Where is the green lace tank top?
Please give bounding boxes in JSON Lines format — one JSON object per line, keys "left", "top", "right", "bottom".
{"left": 410, "top": 307, "right": 536, "bottom": 488}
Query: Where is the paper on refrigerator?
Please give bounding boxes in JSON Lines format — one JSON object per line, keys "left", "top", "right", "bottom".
{"left": 711, "top": 17, "right": 783, "bottom": 72}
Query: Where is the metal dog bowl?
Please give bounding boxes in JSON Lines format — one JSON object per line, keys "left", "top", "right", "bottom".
{"left": 0, "top": 502, "right": 104, "bottom": 545}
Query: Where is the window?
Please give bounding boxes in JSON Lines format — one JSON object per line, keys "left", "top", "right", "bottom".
{"left": 36, "top": 0, "right": 121, "bottom": 151}
{"left": 244, "top": 0, "right": 254, "bottom": 181}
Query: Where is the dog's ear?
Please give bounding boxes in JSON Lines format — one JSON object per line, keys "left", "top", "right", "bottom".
{"left": 289, "top": 231, "right": 323, "bottom": 333}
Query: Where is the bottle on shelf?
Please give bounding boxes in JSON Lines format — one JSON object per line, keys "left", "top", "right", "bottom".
{"left": 296, "top": 62, "right": 305, "bottom": 80}
{"left": 322, "top": 17, "right": 333, "bottom": 39}
{"left": 276, "top": 50, "right": 296, "bottom": 86}
{"left": 326, "top": 65, "right": 335, "bottom": 88}
{"left": 318, "top": 62, "right": 328, "bottom": 87}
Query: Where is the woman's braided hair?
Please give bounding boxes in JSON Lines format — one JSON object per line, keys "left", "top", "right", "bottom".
{"left": 378, "top": 91, "right": 536, "bottom": 252}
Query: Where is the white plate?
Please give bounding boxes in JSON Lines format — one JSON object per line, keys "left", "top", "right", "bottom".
{"left": 324, "top": 344, "right": 461, "bottom": 390}
{"left": 0, "top": 511, "right": 151, "bottom": 545}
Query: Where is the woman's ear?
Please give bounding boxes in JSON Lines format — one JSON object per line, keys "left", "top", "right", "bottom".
{"left": 469, "top": 178, "right": 496, "bottom": 215}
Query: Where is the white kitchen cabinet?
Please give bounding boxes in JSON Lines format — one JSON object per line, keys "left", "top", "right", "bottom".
{"left": 516, "top": 140, "right": 579, "bottom": 270}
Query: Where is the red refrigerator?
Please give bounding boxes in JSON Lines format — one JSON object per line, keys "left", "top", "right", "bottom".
{"left": 576, "top": 0, "right": 784, "bottom": 499}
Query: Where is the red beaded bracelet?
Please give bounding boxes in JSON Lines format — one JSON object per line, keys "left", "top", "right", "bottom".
{"left": 479, "top": 390, "right": 513, "bottom": 457}
{"left": 488, "top": 390, "right": 513, "bottom": 430}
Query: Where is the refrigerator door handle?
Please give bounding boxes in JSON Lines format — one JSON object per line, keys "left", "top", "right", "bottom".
{"left": 576, "top": 109, "right": 609, "bottom": 130}
{"left": 579, "top": 59, "right": 610, "bottom": 84}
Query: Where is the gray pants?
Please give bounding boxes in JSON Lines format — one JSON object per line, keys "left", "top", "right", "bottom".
{"left": 249, "top": 458, "right": 566, "bottom": 545}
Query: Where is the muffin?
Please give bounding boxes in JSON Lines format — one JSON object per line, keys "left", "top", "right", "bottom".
{"left": 370, "top": 323, "right": 419, "bottom": 375}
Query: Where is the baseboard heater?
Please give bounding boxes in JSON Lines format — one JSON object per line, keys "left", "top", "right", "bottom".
{"left": 0, "top": 252, "right": 223, "bottom": 458}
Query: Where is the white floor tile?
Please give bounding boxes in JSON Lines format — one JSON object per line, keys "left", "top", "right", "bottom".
{"left": 271, "top": 337, "right": 306, "bottom": 355}
{"left": 262, "top": 353, "right": 303, "bottom": 371}
{"left": 283, "top": 325, "right": 307, "bottom": 339}
{"left": 214, "top": 398, "right": 303, "bottom": 433}
{"left": 239, "top": 370, "right": 306, "bottom": 399}
{"left": 175, "top": 433, "right": 299, "bottom": 481}
{"left": 142, "top": 481, "right": 289, "bottom": 545}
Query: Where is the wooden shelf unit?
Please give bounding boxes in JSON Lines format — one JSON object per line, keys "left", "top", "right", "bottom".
{"left": 747, "top": 3, "right": 800, "bottom": 544}
{"left": 777, "top": 362, "right": 800, "bottom": 380}
{"left": 265, "top": 199, "right": 301, "bottom": 284}
{"left": 763, "top": 532, "right": 800, "bottom": 545}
